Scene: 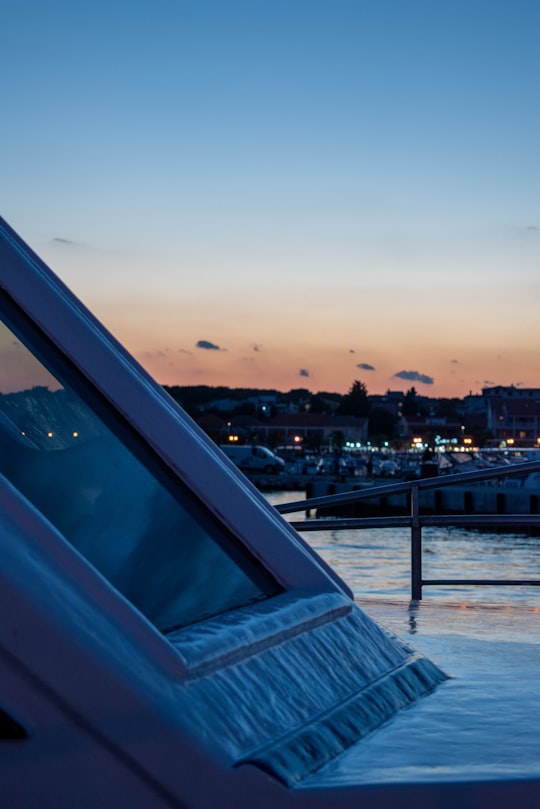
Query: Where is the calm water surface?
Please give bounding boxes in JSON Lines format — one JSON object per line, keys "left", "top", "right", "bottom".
{"left": 266, "top": 490, "right": 540, "bottom": 605}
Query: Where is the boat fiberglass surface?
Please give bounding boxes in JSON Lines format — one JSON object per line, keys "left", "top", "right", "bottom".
{"left": 0, "top": 217, "right": 451, "bottom": 807}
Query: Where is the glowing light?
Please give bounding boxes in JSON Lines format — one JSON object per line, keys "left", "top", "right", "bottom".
{"left": 47, "top": 431, "right": 53, "bottom": 438}
{"left": 72, "top": 431, "right": 79, "bottom": 438}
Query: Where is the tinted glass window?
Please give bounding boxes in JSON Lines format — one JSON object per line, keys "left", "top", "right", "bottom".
{"left": 0, "top": 308, "right": 278, "bottom": 631}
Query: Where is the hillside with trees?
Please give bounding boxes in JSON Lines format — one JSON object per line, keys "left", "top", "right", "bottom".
{"left": 162, "top": 380, "right": 481, "bottom": 448}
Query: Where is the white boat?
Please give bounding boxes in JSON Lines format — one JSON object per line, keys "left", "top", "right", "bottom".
{"left": 440, "top": 450, "right": 540, "bottom": 490}
{"left": 1, "top": 216, "right": 538, "bottom": 807}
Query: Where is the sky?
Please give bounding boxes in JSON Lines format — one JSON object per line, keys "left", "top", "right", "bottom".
{"left": 2, "top": 0, "right": 539, "bottom": 398}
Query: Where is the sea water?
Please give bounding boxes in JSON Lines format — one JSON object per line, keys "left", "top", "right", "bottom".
{"left": 266, "top": 490, "right": 540, "bottom": 606}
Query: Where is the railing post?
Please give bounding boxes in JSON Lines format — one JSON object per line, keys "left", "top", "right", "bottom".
{"left": 411, "top": 483, "right": 422, "bottom": 601}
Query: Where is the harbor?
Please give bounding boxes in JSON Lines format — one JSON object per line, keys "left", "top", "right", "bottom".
{"left": 3, "top": 215, "right": 540, "bottom": 806}
{"left": 4, "top": 1, "right": 540, "bottom": 803}
{"left": 243, "top": 448, "right": 540, "bottom": 536}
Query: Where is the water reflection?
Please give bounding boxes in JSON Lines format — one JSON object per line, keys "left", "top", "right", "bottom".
{"left": 266, "top": 490, "right": 540, "bottom": 606}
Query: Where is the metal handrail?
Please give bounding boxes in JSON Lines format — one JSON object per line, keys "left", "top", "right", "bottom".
{"left": 275, "top": 459, "right": 540, "bottom": 600}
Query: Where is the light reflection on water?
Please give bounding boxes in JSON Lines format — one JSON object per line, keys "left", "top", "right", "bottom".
{"left": 266, "top": 490, "right": 540, "bottom": 605}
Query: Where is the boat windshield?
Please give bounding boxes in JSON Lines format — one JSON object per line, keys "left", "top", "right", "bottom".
{"left": 0, "top": 300, "right": 279, "bottom": 632}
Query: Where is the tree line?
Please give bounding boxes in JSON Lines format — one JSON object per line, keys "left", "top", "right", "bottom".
{"left": 164, "top": 380, "right": 467, "bottom": 441}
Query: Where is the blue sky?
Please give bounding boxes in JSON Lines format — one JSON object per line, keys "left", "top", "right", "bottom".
{"left": 2, "top": 0, "right": 539, "bottom": 396}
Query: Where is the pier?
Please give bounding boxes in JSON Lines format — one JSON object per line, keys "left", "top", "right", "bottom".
{"left": 302, "top": 476, "right": 540, "bottom": 525}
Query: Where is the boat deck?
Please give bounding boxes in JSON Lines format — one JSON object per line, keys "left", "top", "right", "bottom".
{"left": 298, "top": 598, "right": 540, "bottom": 790}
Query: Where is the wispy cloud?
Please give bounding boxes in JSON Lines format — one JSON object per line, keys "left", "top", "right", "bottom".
{"left": 515, "top": 225, "right": 539, "bottom": 240}
{"left": 141, "top": 348, "right": 170, "bottom": 360}
{"left": 357, "top": 362, "right": 375, "bottom": 371}
{"left": 394, "top": 370, "right": 434, "bottom": 385}
{"left": 52, "top": 236, "right": 76, "bottom": 244}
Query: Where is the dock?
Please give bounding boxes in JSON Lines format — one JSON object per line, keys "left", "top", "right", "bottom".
{"left": 302, "top": 477, "right": 540, "bottom": 525}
